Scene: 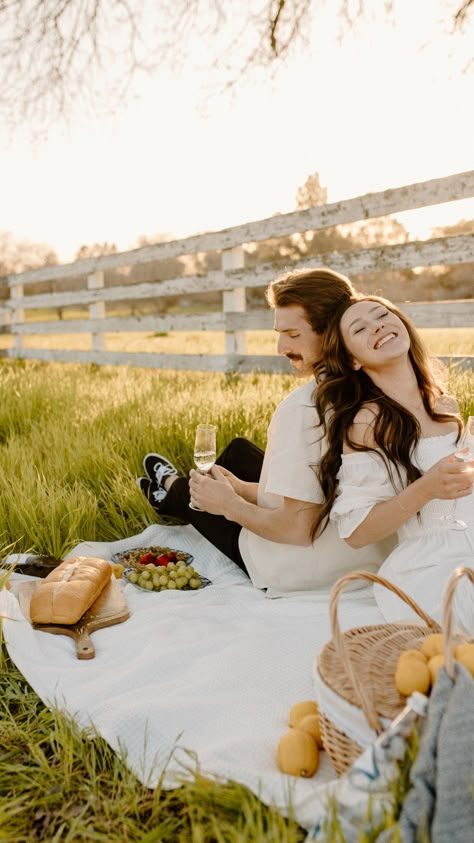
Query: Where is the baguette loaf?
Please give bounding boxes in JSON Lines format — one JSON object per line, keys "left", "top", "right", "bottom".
{"left": 29, "top": 557, "right": 112, "bottom": 625}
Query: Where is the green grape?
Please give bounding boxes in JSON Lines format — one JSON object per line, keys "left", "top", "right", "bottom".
{"left": 152, "top": 575, "right": 161, "bottom": 588}
{"left": 156, "top": 565, "right": 167, "bottom": 574}
{"left": 168, "top": 570, "right": 178, "bottom": 580}
{"left": 175, "top": 576, "right": 187, "bottom": 589}
{"left": 146, "top": 563, "right": 156, "bottom": 571}
{"left": 159, "top": 574, "right": 169, "bottom": 586}
{"left": 167, "top": 580, "right": 177, "bottom": 589}
{"left": 167, "top": 562, "right": 177, "bottom": 571}
{"left": 128, "top": 572, "right": 139, "bottom": 584}
{"left": 140, "top": 570, "right": 151, "bottom": 580}
{"left": 189, "top": 577, "right": 202, "bottom": 589}
{"left": 143, "top": 580, "right": 154, "bottom": 591}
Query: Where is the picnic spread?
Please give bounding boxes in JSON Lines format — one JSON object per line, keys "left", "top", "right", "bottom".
{"left": 1, "top": 522, "right": 387, "bottom": 830}
{"left": 1, "top": 525, "right": 473, "bottom": 835}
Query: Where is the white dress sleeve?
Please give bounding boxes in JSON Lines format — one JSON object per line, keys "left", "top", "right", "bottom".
{"left": 330, "top": 451, "right": 402, "bottom": 538}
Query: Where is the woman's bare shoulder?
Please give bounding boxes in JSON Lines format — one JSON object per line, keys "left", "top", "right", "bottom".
{"left": 344, "top": 403, "right": 379, "bottom": 451}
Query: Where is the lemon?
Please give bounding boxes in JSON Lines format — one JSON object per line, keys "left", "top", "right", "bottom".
{"left": 111, "top": 562, "right": 125, "bottom": 578}
{"left": 420, "top": 633, "right": 445, "bottom": 660}
{"left": 398, "top": 648, "right": 428, "bottom": 664}
{"left": 297, "top": 713, "right": 323, "bottom": 748}
{"left": 277, "top": 730, "right": 319, "bottom": 778}
{"left": 455, "top": 642, "right": 474, "bottom": 677}
{"left": 428, "top": 653, "right": 445, "bottom": 683}
{"left": 288, "top": 700, "right": 319, "bottom": 728}
{"left": 395, "top": 656, "right": 431, "bottom": 696}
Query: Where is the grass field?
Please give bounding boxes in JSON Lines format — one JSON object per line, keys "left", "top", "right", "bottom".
{"left": 1, "top": 358, "right": 473, "bottom": 841}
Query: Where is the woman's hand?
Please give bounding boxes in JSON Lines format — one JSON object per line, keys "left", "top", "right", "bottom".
{"left": 189, "top": 466, "right": 239, "bottom": 516}
{"left": 422, "top": 454, "right": 474, "bottom": 501}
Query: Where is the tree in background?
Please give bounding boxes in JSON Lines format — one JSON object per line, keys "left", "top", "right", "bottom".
{"left": 74, "top": 243, "right": 118, "bottom": 261}
{"left": 0, "top": 1, "right": 471, "bottom": 131}
{"left": 0, "top": 232, "right": 58, "bottom": 276}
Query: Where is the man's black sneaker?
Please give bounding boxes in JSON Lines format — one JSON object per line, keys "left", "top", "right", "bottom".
{"left": 136, "top": 475, "right": 167, "bottom": 505}
{"left": 143, "top": 453, "right": 178, "bottom": 488}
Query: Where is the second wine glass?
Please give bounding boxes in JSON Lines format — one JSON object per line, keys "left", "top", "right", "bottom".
{"left": 189, "top": 423, "right": 217, "bottom": 511}
{"left": 439, "top": 415, "right": 474, "bottom": 531}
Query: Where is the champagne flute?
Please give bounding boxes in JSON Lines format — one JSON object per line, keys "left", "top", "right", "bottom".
{"left": 440, "top": 415, "right": 474, "bottom": 531}
{"left": 189, "top": 423, "right": 217, "bottom": 511}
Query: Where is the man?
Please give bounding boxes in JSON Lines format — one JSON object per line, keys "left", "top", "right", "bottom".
{"left": 137, "top": 267, "right": 393, "bottom": 595}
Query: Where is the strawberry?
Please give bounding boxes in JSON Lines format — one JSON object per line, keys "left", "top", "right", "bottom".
{"left": 138, "top": 552, "right": 157, "bottom": 565}
{"left": 156, "top": 553, "right": 171, "bottom": 566}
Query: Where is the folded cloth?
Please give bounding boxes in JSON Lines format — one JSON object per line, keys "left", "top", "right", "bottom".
{"left": 396, "top": 663, "right": 474, "bottom": 843}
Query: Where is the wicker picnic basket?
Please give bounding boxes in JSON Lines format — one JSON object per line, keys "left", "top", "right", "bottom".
{"left": 315, "top": 571, "right": 442, "bottom": 776}
{"left": 441, "top": 566, "right": 474, "bottom": 680}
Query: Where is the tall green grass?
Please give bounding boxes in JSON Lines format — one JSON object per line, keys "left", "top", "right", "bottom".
{"left": 0, "top": 361, "right": 295, "bottom": 556}
{"left": 1, "top": 358, "right": 473, "bottom": 841}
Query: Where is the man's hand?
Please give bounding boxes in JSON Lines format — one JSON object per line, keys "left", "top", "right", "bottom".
{"left": 189, "top": 466, "right": 238, "bottom": 516}
{"left": 189, "top": 466, "right": 320, "bottom": 546}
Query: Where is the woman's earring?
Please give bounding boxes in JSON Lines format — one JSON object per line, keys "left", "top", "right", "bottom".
{"left": 353, "top": 360, "right": 362, "bottom": 371}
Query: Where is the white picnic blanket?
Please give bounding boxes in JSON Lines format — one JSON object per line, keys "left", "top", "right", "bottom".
{"left": 0, "top": 523, "right": 386, "bottom": 831}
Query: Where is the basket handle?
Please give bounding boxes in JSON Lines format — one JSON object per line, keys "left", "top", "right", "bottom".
{"left": 443, "top": 566, "right": 474, "bottom": 679}
{"left": 329, "top": 570, "right": 439, "bottom": 733}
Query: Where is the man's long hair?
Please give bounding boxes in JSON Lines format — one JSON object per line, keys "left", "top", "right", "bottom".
{"left": 266, "top": 267, "right": 358, "bottom": 336}
{"left": 311, "top": 295, "right": 463, "bottom": 539}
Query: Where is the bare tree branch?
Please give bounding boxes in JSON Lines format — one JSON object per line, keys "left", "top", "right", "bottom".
{"left": 0, "top": 0, "right": 472, "bottom": 133}
{"left": 454, "top": 0, "right": 474, "bottom": 26}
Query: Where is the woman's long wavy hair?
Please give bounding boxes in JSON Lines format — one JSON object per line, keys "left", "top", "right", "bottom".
{"left": 311, "top": 295, "right": 462, "bottom": 539}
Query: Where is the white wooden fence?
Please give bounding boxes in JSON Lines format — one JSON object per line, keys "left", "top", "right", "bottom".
{"left": 1, "top": 170, "right": 473, "bottom": 373}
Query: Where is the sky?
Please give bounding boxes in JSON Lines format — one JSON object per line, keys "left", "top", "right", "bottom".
{"left": 1, "top": 0, "right": 473, "bottom": 265}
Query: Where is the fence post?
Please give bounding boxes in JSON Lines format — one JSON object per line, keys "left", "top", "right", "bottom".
{"left": 222, "top": 246, "right": 246, "bottom": 355}
{"left": 10, "top": 282, "right": 24, "bottom": 357}
{"left": 88, "top": 271, "right": 105, "bottom": 353}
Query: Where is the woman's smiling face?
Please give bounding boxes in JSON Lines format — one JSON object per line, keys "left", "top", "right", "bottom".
{"left": 340, "top": 299, "right": 411, "bottom": 371}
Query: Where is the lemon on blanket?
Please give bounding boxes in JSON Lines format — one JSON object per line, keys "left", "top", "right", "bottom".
{"left": 277, "top": 730, "right": 319, "bottom": 778}
{"left": 297, "top": 713, "right": 323, "bottom": 748}
{"left": 288, "top": 700, "right": 319, "bottom": 728}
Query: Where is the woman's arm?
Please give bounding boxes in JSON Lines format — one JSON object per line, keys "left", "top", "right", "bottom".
{"left": 342, "top": 408, "right": 474, "bottom": 548}
{"left": 189, "top": 466, "right": 320, "bottom": 545}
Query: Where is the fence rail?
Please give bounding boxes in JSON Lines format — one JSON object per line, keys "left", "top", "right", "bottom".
{"left": 1, "top": 170, "right": 473, "bottom": 372}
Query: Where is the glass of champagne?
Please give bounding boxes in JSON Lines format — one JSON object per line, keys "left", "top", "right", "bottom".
{"left": 440, "top": 415, "right": 474, "bottom": 531}
{"left": 189, "top": 423, "right": 217, "bottom": 511}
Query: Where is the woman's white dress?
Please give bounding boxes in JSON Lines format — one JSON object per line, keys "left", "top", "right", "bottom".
{"left": 331, "top": 430, "right": 474, "bottom": 634}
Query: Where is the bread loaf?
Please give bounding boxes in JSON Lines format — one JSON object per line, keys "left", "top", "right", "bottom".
{"left": 29, "top": 557, "right": 111, "bottom": 625}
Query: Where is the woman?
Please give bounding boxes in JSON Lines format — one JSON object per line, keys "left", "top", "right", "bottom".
{"left": 313, "top": 295, "right": 474, "bottom": 632}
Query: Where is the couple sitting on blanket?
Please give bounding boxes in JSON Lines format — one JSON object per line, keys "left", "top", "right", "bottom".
{"left": 137, "top": 267, "right": 474, "bottom": 627}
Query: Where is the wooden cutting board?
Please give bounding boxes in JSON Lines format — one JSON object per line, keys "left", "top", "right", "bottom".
{"left": 18, "top": 576, "right": 130, "bottom": 659}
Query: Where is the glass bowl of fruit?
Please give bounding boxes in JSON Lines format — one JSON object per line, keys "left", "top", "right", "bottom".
{"left": 111, "top": 546, "right": 210, "bottom": 592}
